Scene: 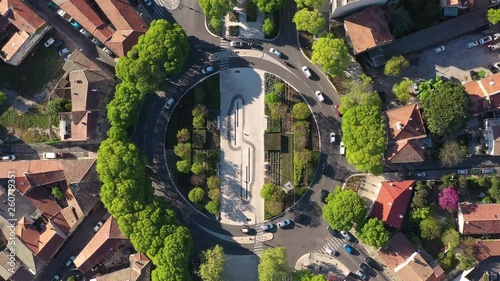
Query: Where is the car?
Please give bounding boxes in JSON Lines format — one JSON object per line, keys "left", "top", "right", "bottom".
{"left": 320, "top": 189, "right": 329, "bottom": 203}
{"left": 43, "top": 152, "right": 57, "bottom": 159}
{"left": 241, "top": 227, "right": 254, "bottom": 234}
{"left": 165, "top": 97, "right": 175, "bottom": 110}
{"left": 144, "top": 0, "right": 152, "bottom": 6}
{"left": 334, "top": 104, "right": 342, "bottom": 117}
{"left": 457, "top": 169, "right": 468, "bottom": 175}
{"left": 359, "top": 262, "right": 371, "bottom": 276}
{"left": 489, "top": 43, "right": 500, "bottom": 51}
{"left": 364, "top": 257, "right": 381, "bottom": 270}
{"left": 58, "top": 48, "right": 69, "bottom": 56}
{"left": 230, "top": 41, "right": 244, "bottom": 48}
{"left": 412, "top": 82, "right": 420, "bottom": 94}
{"left": 480, "top": 36, "right": 493, "bottom": 44}
{"left": 495, "top": 62, "right": 500, "bottom": 71}
{"left": 93, "top": 221, "right": 104, "bottom": 232}
{"left": 64, "top": 53, "right": 72, "bottom": 62}
{"left": 70, "top": 20, "right": 80, "bottom": 29}
{"left": 52, "top": 40, "right": 63, "bottom": 49}
{"left": 355, "top": 270, "right": 367, "bottom": 280}
{"left": 301, "top": 66, "right": 312, "bottom": 79}
{"left": 490, "top": 65, "right": 499, "bottom": 74}
{"left": 1, "top": 147, "right": 14, "bottom": 153}
{"left": 91, "top": 38, "right": 102, "bottom": 46}
{"left": 52, "top": 275, "right": 60, "bottom": 281}
{"left": 314, "top": 91, "right": 325, "bottom": 103}
{"left": 343, "top": 243, "right": 353, "bottom": 254}
{"left": 269, "top": 48, "right": 282, "bottom": 57}
{"left": 44, "top": 38, "right": 55, "bottom": 47}
{"left": 48, "top": 1, "right": 58, "bottom": 10}
{"left": 57, "top": 152, "right": 72, "bottom": 158}
{"left": 465, "top": 41, "right": 479, "bottom": 48}
{"left": 433, "top": 45, "right": 445, "bottom": 54}
{"left": 201, "top": 65, "right": 215, "bottom": 75}
{"left": 482, "top": 168, "right": 495, "bottom": 174}
{"left": 340, "top": 230, "right": 353, "bottom": 241}
{"left": 327, "top": 226, "right": 341, "bottom": 238}
{"left": 416, "top": 172, "right": 426, "bottom": 177}
{"left": 321, "top": 163, "right": 327, "bottom": 174}
{"left": 1, "top": 155, "right": 15, "bottom": 161}
{"left": 261, "top": 223, "right": 274, "bottom": 231}
{"left": 339, "top": 142, "right": 345, "bottom": 155}
{"left": 330, "top": 132, "right": 336, "bottom": 143}
{"left": 65, "top": 256, "right": 76, "bottom": 266}
{"left": 325, "top": 248, "right": 337, "bottom": 256}
{"left": 79, "top": 28, "right": 91, "bottom": 38}
{"left": 102, "top": 47, "right": 114, "bottom": 56}
{"left": 294, "top": 214, "right": 305, "bottom": 223}
{"left": 277, "top": 219, "right": 292, "bottom": 228}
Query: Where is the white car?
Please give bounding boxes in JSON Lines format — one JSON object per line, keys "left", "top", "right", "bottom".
{"left": 277, "top": 219, "right": 291, "bottom": 228}
{"left": 457, "top": 169, "right": 468, "bottom": 175}
{"left": 144, "top": 0, "right": 152, "bottom": 6}
{"left": 325, "top": 248, "right": 337, "bottom": 256}
{"left": 269, "top": 48, "right": 282, "bottom": 57}
{"left": 93, "top": 221, "right": 104, "bottom": 232}
{"left": 314, "top": 91, "right": 325, "bottom": 103}
{"left": 230, "top": 41, "right": 244, "bottom": 48}
{"left": 201, "top": 65, "right": 214, "bottom": 74}
{"left": 340, "top": 230, "right": 353, "bottom": 241}
{"left": 261, "top": 223, "right": 274, "bottom": 231}
{"left": 165, "top": 97, "right": 175, "bottom": 110}
{"left": 494, "top": 33, "right": 500, "bottom": 40}
{"left": 301, "top": 66, "right": 312, "bottom": 79}
{"left": 79, "top": 28, "right": 91, "bottom": 38}
{"left": 58, "top": 48, "right": 69, "bottom": 56}
{"left": 482, "top": 168, "right": 495, "bottom": 174}
{"left": 44, "top": 38, "right": 55, "bottom": 47}
{"left": 64, "top": 53, "right": 72, "bottom": 62}
{"left": 1, "top": 155, "right": 15, "bottom": 161}
{"left": 330, "top": 133, "right": 336, "bottom": 143}
{"left": 480, "top": 36, "right": 493, "bottom": 44}
{"left": 465, "top": 41, "right": 479, "bottom": 48}
{"left": 102, "top": 47, "right": 113, "bottom": 56}
{"left": 433, "top": 46, "right": 445, "bottom": 54}
{"left": 339, "top": 142, "right": 345, "bottom": 155}
{"left": 489, "top": 43, "right": 500, "bottom": 51}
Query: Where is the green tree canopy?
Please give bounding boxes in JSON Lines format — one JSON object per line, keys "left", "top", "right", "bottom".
{"left": 323, "top": 189, "right": 367, "bottom": 230}
{"left": 295, "top": 0, "right": 324, "bottom": 8}
{"left": 262, "top": 18, "right": 275, "bottom": 36}
{"left": 488, "top": 8, "right": 500, "bottom": 25}
{"left": 265, "top": 92, "right": 280, "bottom": 105}
{"left": 205, "top": 200, "right": 220, "bottom": 214}
{"left": 207, "top": 176, "right": 221, "bottom": 190}
{"left": 422, "top": 81, "right": 471, "bottom": 136}
{"left": 393, "top": 80, "right": 413, "bottom": 103}
{"left": 261, "top": 183, "right": 279, "bottom": 200}
{"left": 254, "top": 0, "right": 286, "bottom": 12}
{"left": 358, "top": 218, "right": 390, "bottom": 248}
{"left": 51, "top": 187, "right": 64, "bottom": 200}
{"left": 177, "top": 160, "right": 192, "bottom": 173}
{"left": 420, "top": 216, "right": 443, "bottom": 240}
{"left": 457, "top": 250, "right": 476, "bottom": 271}
{"left": 384, "top": 55, "right": 409, "bottom": 76}
{"left": 274, "top": 83, "right": 285, "bottom": 93}
{"left": 411, "top": 181, "right": 429, "bottom": 209}
{"left": 258, "top": 247, "right": 288, "bottom": 281}
{"left": 293, "top": 9, "right": 325, "bottom": 35}
{"left": 389, "top": 9, "right": 414, "bottom": 37}
{"left": 177, "top": 128, "right": 190, "bottom": 143}
{"left": 199, "top": 245, "right": 225, "bottom": 281}
{"left": 311, "top": 34, "right": 350, "bottom": 77}
{"left": 292, "top": 102, "right": 311, "bottom": 120}
{"left": 188, "top": 187, "right": 205, "bottom": 203}
{"left": 0, "top": 91, "right": 6, "bottom": 105}
{"left": 489, "top": 176, "right": 500, "bottom": 202}
{"left": 107, "top": 82, "right": 145, "bottom": 129}
{"left": 439, "top": 140, "right": 467, "bottom": 168}
{"left": 174, "top": 143, "right": 192, "bottom": 159}
{"left": 441, "top": 228, "right": 460, "bottom": 249}
{"left": 197, "top": 0, "right": 234, "bottom": 29}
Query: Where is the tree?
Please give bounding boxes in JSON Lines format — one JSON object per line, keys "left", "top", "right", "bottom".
{"left": 258, "top": 247, "right": 288, "bottom": 281}
{"left": 265, "top": 92, "right": 280, "bottom": 105}
{"left": 274, "top": 83, "right": 285, "bottom": 94}
{"left": 420, "top": 216, "right": 443, "bottom": 240}
{"left": 106, "top": 82, "right": 145, "bottom": 128}
{"left": 291, "top": 102, "right": 311, "bottom": 120}
{"left": 51, "top": 187, "right": 64, "bottom": 200}
{"left": 293, "top": 9, "right": 325, "bottom": 35}
{"left": 0, "top": 90, "right": 7, "bottom": 105}
{"left": 207, "top": 176, "right": 221, "bottom": 190}
{"left": 489, "top": 176, "right": 500, "bottom": 202}
{"left": 188, "top": 187, "right": 205, "bottom": 203}
{"left": 254, "top": 0, "right": 286, "bottom": 13}
{"left": 457, "top": 250, "right": 476, "bottom": 270}
{"left": 198, "top": 0, "right": 235, "bottom": 29}
{"left": 205, "top": 200, "right": 220, "bottom": 214}
{"left": 389, "top": 9, "right": 414, "bottom": 37}
{"left": 438, "top": 186, "right": 459, "bottom": 212}
{"left": 198, "top": 245, "right": 225, "bottom": 281}
{"left": 439, "top": 140, "right": 467, "bottom": 168}
{"left": 441, "top": 173, "right": 458, "bottom": 188}
{"left": 384, "top": 56, "right": 409, "bottom": 76}
{"left": 311, "top": 34, "right": 350, "bottom": 77}
{"left": 487, "top": 8, "right": 500, "bottom": 25}
{"left": 208, "top": 188, "right": 221, "bottom": 201}
{"left": 294, "top": 149, "right": 312, "bottom": 170}
{"left": 193, "top": 105, "right": 208, "bottom": 128}
{"left": 422, "top": 81, "right": 471, "bottom": 136}
{"left": 392, "top": 80, "right": 413, "bottom": 103}
{"left": 191, "top": 174, "right": 206, "bottom": 186}
{"left": 270, "top": 102, "right": 287, "bottom": 118}
{"left": 358, "top": 218, "right": 390, "bottom": 249}
{"left": 295, "top": 0, "right": 324, "bottom": 8}
{"left": 174, "top": 143, "right": 192, "bottom": 159}
{"left": 441, "top": 228, "right": 460, "bottom": 249}
{"left": 411, "top": 181, "right": 429, "bottom": 208}
{"left": 177, "top": 128, "right": 190, "bottom": 143}
{"left": 47, "top": 98, "right": 65, "bottom": 117}
{"left": 323, "top": 189, "right": 367, "bottom": 230}
{"left": 176, "top": 160, "right": 191, "bottom": 173}
{"left": 262, "top": 18, "right": 275, "bottom": 36}
{"left": 260, "top": 183, "right": 278, "bottom": 200}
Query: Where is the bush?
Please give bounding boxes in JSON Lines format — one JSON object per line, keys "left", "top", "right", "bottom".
{"left": 265, "top": 92, "right": 280, "bottom": 105}
{"left": 274, "top": 83, "right": 285, "bottom": 94}
{"left": 47, "top": 98, "right": 66, "bottom": 117}
{"left": 177, "top": 128, "right": 190, "bottom": 143}
{"left": 293, "top": 165, "right": 302, "bottom": 187}
{"left": 384, "top": 56, "right": 409, "bottom": 77}
{"left": 291, "top": 103, "right": 311, "bottom": 120}
{"left": 261, "top": 183, "right": 278, "bottom": 200}
{"left": 174, "top": 143, "right": 191, "bottom": 159}
{"left": 262, "top": 18, "right": 275, "bottom": 35}
{"left": 208, "top": 188, "right": 221, "bottom": 201}
{"left": 393, "top": 80, "right": 413, "bottom": 103}
{"left": 177, "top": 160, "right": 191, "bottom": 173}
{"left": 191, "top": 174, "right": 206, "bottom": 186}
{"left": 51, "top": 187, "right": 64, "bottom": 200}
{"left": 205, "top": 200, "right": 220, "bottom": 214}
{"left": 0, "top": 91, "right": 7, "bottom": 105}
{"left": 207, "top": 176, "right": 221, "bottom": 190}
{"left": 188, "top": 187, "right": 205, "bottom": 203}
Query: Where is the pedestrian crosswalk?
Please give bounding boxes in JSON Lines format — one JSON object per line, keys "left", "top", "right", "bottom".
{"left": 219, "top": 38, "right": 230, "bottom": 71}
{"left": 316, "top": 235, "right": 346, "bottom": 255}
{"left": 253, "top": 227, "right": 264, "bottom": 256}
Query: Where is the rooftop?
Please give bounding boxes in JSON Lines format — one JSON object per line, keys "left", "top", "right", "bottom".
{"left": 458, "top": 203, "right": 500, "bottom": 235}
{"left": 371, "top": 181, "right": 415, "bottom": 228}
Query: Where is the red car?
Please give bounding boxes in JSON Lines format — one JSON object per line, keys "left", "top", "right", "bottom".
{"left": 334, "top": 104, "right": 342, "bottom": 117}
{"left": 57, "top": 152, "right": 72, "bottom": 158}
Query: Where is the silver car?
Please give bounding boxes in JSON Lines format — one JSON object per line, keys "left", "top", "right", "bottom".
{"left": 230, "top": 41, "right": 244, "bottom": 48}
{"left": 269, "top": 48, "right": 282, "bottom": 57}
{"left": 261, "top": 223, "right": 274, "bottom": 231}
{"left": 302, "top": 66, "right": 312, "bottom": 79}
{"left": 314, "top": 91, "right": 324, "bottom": 102}
{"left": 277, "top": 219, "right": 291, "bottom": 228}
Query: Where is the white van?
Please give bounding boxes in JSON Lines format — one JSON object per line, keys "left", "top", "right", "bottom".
{"left": 43, "top": 152, "right": 57, "bottom": 159}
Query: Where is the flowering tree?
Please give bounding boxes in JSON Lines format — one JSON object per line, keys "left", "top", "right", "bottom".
{"left": 438, "top": 187, "right": 459, "bottom": 212}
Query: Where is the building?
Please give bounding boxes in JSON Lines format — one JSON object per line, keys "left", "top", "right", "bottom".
{"left": 458, "top": 203, "right": 500, "bottom": 235}
{"left": 464, "top": 73, "right": 500, "bottom": 116}
{"left": 384, "top": 104, "right": 429, "bottom": 164}
{"left": 378, "top": 232, "right": 445, "bottom": 281}
{"left": 74, "top": 216, "right": 128, "bottom": 273}
{"left": 484, "top": 118, "right": 500, "bottom": 156}
{"left": 0, "top": 0, "right": 51, "bottom": 65}
{"left": 91, "top": 253, "right": 151, "bottom": 281}
{"left": 370, "top": 180, "right": 414, "bottom": 229}
{"left": 58, "top": 50, "right": 115, "bottom": 142}
{"left": 53, "top": 0, "right": 147, "bottom": 57}
{"left": 330, "top": 0, "right": 387, "bottom": 19}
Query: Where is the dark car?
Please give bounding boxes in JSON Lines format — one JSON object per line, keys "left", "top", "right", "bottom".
{"left": 320, "top": 189, "right": 329, "bottom": 203}
{"left": 321, "top": 163, "right": 327, "bottom": 174}
{"left": 364, "top": 257, "right": 381, "bottom": 271}
{"left": 241, "top": 227, "right": 255, "bottom": 235}
{"left": 327, "top": 226, "right": 341, "bottom": 238}
{"left": 359, "top": 262, "right": 371, "bottom": 276}
{"left": 1, "top": 147, "right": 14, "bottom": 153}
{"left": 57, "top": 152, "right": 72, "bottom": 158}
{"left": 294, "top": 214, "right": 305, "bottom": 223}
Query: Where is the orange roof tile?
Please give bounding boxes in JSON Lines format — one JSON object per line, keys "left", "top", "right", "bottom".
{"left": 94, "top": 0, "right": 147, "bottom": 32}
{"left": 396, "top": 253, "right": 439, "bottom": 281}
{"left": 464, "top": 80, "right": 489, "bottom": 115}
{"left": 0, "top": 0, "right": 45, "bottom": 33}
{"left": 16, "top": 218, "right": 65, "bottom": 262}
{"left": 0, "top": 31, "right": 29, "bottom": 62}
{"left": 385, "top": 139, "right": 425, "bottom": 163}
{"left": 473, "top": 240, "right": 500, "bottom": 262}
{"left": 344, "top": 6, "right": 394, "bottom": 54}
{"left": 385, "top": 104, "right": 426, "bottom": 142}
{"left": 371, "top": 181, "right": 414, "bottom": 228}
{"left": 378, "top": 232, "right": 415, "bottom": 269}
{"left": 458, "top": 203, "right": 500, "bottom": 235}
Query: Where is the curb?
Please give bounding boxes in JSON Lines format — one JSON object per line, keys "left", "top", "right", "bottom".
{"left": 341, "top": 173, "right": 367, "bottom": 190}
{"left": 204, "top": 15, "right": 223, "bottom": 39}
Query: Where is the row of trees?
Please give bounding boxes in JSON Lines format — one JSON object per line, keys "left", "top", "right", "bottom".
{"left": 97, "top": 20, "right": 194, "bottom": 281}
{"left": 291, "top": 102, "right": 314, "bottom": 187}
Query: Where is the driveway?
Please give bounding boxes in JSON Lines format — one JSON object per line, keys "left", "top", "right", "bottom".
{"left": 352, "top": 173, "right": 399, "bottom": 214}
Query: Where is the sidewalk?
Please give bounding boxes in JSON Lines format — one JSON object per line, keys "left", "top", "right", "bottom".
{"left": 209, "top": 50, "right": 264, "bottom": 62}
{"left": 224, "top": 0, "right": 265, "bottom": 39}
{"left": 295, "top": 253, "right": 350, "bottom": 278}
{"left": 197, "top": 222, "right": 273, "bottom": 245}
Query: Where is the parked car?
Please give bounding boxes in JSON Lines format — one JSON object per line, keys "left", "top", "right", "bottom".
{"left": 144, "top": 0, "right": 152, "bottom": 6}
{"left": 201, "top": 65, "right": 214, "bottom": 75}
{"left": 301, "top": 66, "right": 312, "bottom": 79}
{"left": 1, "top": 147, "right": 15, "bottom": 153}
{"left": 490, "top": 65, "right": 499, "bottom": 74}
{"left": 93, "top": 221, "right": 104, "bottom": 232}
{"left": 494, "top": 33, "right": 500, "bottom": 40}
{"left": 241, "top": 227, "right": 255, "bottom": 234}
{"left": 355, "top": 270, "right": 367, "bottom": 280}
{"left": 269, "top": 48, "right": 282, "bottom": 57}
{"left": 364, "top": 257, "right": 381, "bottom": 270}
{"left": 79, "top": 28, "right": 91, "bottom": 38}
{"left": 64, "top": 53, "right": 72, "bottom": 62}
{"left": 315, "top": 91, "right": 325, "bottom": 103}
{"left": 330, "top": 132, "right": 336, "bottom": 143}
{"left": 294, "top": 214, "right": 305, "bottom": 223}
{"left": 339, "top": 142, "right": 346, "bottom": 155}
{"left": 325, "top": 248, "right": 337, "bottom": 256}
{"left": 416, "top": 172, "right": 426, "bottom": 177}
{"left": 277, "top": 219, "right": 292, "bottom": 228}
{"left": 230, "top": 41, "right": 244, "bottom": 48}
{"left": 52, "top": 275, "right": 60, "bottom": 281}
{"left": 52, "top": 40, "right": 63, "bottom": 50}
{"left": 44, "top": 38, "right": 55, "bottom": 47}
{"left": 343, "top": 243, "right": 354, "bottom": 254}
{"left": 340, "top": 230, "right": 353, "bottom": 241}
{"left": 489, "top": 43, "right": 500, "bottom": 51}
{"left": 58, "top": 48, "right": 69, "bottom": 56}
{"left": 495, "top": 62, "right": 500, "bottom": 71}
{"left": 43, "top": 152, "right": 57, "bottom": 159}
{"left": 1, "top": 155, "right": 15, "bottom": 161}
{"left": 466, "top": 41, "right": 479, "bottom": 48}
{"left": 321, "top": 163, "right": 327, "bottom": 174}
{"left": 102, "top": 47, "right": 114, "bottom": 56}
{"left": 480, "top": 36, "right": 493, "bottom": 44}
{"left": 457, "top": 169, "right": 468, "bottom": 175}
{"left": 48, "top": 1, "right": 58, "bottom": 10}
{"left": 334, "top": 104, "right": 342, "bottom": 117}
{"left": 327, "top": 226, "right": 341, "bottom": 238}
{"left": 320, "top": 189, "right": 329, "bottom": 203}
{"left": 65, "top": 256, "right": 76, "bottom": 267}
{"left": 261, "top": 223, "right": 274, "bottom": 231}
{"left": 165, "top": 97, "right": 175, "bottom": 110}
{"left": 482, "top": 168, "right": 495, "bottom": 174}
{"left": 70, "top": 20, "right": 80, "bottom": 29}
{"left": 57, "top": 152, "right": 72, "bottom": 158}
{"left": 91, "top": 38, "right": 102, "bottom": 46}
{"left": 433, "top": 45, "right": 445, "bottom": 54}
{"left": 359, "top": 262, "right": 371, "bottom": 276}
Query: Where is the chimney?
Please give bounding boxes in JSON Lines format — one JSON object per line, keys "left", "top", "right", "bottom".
{"left": 397, "top": 122, "right": 404, "bottom": 130}
{"left": 399, "top": 214, "right": 404, "bottom": 218}
{"left": 390, "top": 183, "right": 395, "bottom": 186}
{"left": 388, "top": 202, "right": 393, "bottom": 206}
{"left": 490, "top": 79, "right": 495, "bottom": 86}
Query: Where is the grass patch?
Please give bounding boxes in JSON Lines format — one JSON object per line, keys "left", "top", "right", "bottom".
{"left": 245, "top": 0, "right": 258, "bottom": 22}
{"left": 0, "top": 106, "right": 51, "bottom": 129}
{"left": 281, "top": 134, "right": 294, "bottom": 185}
{"left": 23, "top": 128, "right": 56, "bottom": 143}
{"left": 0, "top": 42, "right": 63, "bottom": 97}
{"left": 204, "top": 74, "right": 220, "bottom": 108}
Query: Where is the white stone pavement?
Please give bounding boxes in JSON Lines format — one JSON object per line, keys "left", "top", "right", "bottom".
{"left": 220, "top": 68, "right": 266, "bottom": 225}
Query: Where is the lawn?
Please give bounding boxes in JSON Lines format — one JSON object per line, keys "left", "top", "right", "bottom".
{"left": 281, "top": 134, "right": 294, "bottom": 185}
{"left": 0, "top": 106, "right": 57, "bottom": 143}
{"left": 0, "top": 42, "right": 63, "bottom": 97}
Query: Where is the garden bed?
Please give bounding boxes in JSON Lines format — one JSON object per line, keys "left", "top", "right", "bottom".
{"left": 298, "top": 31, "right": 314, "bottom": 59}
{"left": 344, "top": 175, "right": 365, "bottom": 192}
{"left": 228, "top": 26, "right": 239, "bottom": 37}
{"left": 264, "top": 11, "right": 280, "bottom": 39}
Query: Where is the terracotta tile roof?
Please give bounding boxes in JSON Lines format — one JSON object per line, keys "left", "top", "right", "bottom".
{"left": 105, "top": 30, "right": 143, "bottom": 57}
{"left": 385, "top": 104, "right": 426, "bottom": 142}
{"left": 70, "top": 110, "right": 98, "bottom": 141}
{"left": 1, "top": 31, "right": 29, "bottom": 62}
{"left": 472, "top": 240, "right": 500, "bottom": 262}
{"left": 0, "top": 160, "right": 63, "bottom": 193}
{"left": 378, "top": 232, "right": 415, "bottom": 269}
{"left": 94, "top": 253, "right": 151, "bottom": 281}
{"left": 458, "top": 203, "right": 500, "bottom": 235}
{"left": 16, "top": 217, "right": 65, "bottom": 262}
{"left": 68, "top": 162, "right": 101, "bottom": 215}
{"left": 396, "top": 253, "right": 439, "bottom": 281}
{"left": 386, "top": 139, "right": 425, "bottom": 163}
{"left": 62, "top": 159, "right": 96, "bottom": 184}
{"left": 0, "top": 0, "right": 45, "bottom": 33}
{"left": 94, "top": 0, "right": 147, "bottom": 32}
{"left": 25, "top": 170, "right": 66, "bottom": 188}
{"left": 344, "top": 6, "right": 394, "bottom": 54}
{"left": 464, "top": 73, "right": 500, "bottom": 115}
{"left": 26, "top": 188, "right": 71, "bottom": 235}
{"left": 371, "top": 180, "right": 414, "bottom": 228}
{"left": 74, "top": 216, "right": 128, "bottom": 273}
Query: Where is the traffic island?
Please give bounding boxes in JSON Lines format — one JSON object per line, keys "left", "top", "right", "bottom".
{"left": 295, "top": 253, "right": 351, "bottom": 278}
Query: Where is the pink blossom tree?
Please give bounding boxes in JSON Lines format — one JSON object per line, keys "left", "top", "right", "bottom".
{"left": 438, "top": 186, "right": 459, "bottom": 212}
